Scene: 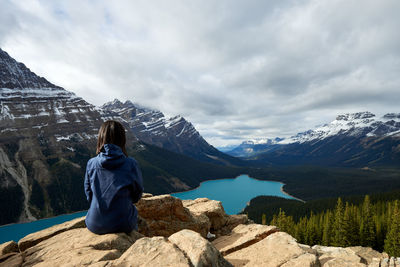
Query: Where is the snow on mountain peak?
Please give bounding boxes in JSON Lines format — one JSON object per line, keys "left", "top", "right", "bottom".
{"left": 383, "top": 113, "right": 400, "bottom": 120}
{"left": 0, "top": 48, "right": 61, "bottom": 90}
{"left": 335, "top": 111, "right": 375, "bottom": 121}
{"left": 281, "top": 112, "right": 400, "bottom": 144}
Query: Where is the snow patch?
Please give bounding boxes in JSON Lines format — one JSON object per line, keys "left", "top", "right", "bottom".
{"left": 0, "top": 103, "right": 14, "bottom": 120}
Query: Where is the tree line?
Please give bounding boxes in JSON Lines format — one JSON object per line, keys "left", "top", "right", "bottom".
{"left": 264, "top": 196, "right": 400, "bottom": 257}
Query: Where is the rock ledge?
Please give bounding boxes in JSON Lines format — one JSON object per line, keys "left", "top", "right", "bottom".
{"left": 0, "top": 194, "right": 393, "bottom": 267}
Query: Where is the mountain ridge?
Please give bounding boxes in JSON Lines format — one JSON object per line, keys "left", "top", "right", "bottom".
{"left": 101, "top": 98, "right": 244, "bottom": 166}
{"left": 226, "top": 111, "right": 400, "bottom": 166}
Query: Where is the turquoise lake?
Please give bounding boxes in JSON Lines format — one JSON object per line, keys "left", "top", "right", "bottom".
{"left": 0, "top": 211, "right": 87, "bottom": 244}
{"left": 0, "top": 174, "right": 295, "bottom": 243}
{"left": 172, "top": 174, "right": 295, "bottom": 215}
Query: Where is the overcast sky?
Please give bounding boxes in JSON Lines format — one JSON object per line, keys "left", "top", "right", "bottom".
{"left": 1, "top": 0, "right": 400, "bottom": 147}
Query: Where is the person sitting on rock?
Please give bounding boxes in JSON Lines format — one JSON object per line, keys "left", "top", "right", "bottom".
{"left": 84, "top": 120, "right": 144, "bottom": 234}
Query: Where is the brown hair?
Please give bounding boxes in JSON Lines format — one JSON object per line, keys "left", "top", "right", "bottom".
{"left": 96, "top": 120, "right": 128, "bottom": 156}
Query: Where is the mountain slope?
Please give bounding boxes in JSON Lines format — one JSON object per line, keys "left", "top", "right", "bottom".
{"left": 251, "top": 112, "right": 400, "bottom": 166}
{"left": 101, "top": 99, "right": 244, "bottom": 166}
{"left": 0, "top": 48, "right": 107, "bottom": 223}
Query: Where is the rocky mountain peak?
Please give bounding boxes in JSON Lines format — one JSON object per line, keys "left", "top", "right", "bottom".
{"left": 383, "top": 113, "right": 400, "bottom": 120}
{"left": 336, "top": 111, "right": 375, "bottom": 121}
{"left": 100, "top": 99, "right": 223, "bottom": 160}
{"left": 0, "top": 48, "right": 60, "bottom": 90}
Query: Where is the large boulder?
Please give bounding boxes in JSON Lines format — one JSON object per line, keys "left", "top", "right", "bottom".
{"left": 136, "top": 195, "right": 210, "bottom": 237}
{"left": 21, "top": 228, "right": 139, "bottom": 266}
{"left": 183, "top": 198, "right": 250, "bottom": 237}
{"left": 113, "top": 236, "right": 191, "bottom": 267}
{"left": 183, "top": 198, "right": 228, "bottom": 230}
{"left": 169, "top": 229, "right": 232, "bottom": 267}
{"left": 18, "top": 216, "right": 86, "bottom": 251}
{"left": 313, "top": 245, "right": 365, "bottom": 266}
{"left": 212, "top": 224, "right": 278, "bottom": 255}
{"left": 224, "top": 231, "right": 318, "bottom": 267}
{"left": 348, "top": 246, "right": 388, "bottom": 265}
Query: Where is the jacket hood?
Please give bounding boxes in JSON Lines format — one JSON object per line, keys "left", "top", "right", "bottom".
{"left": 99, "top": 144, "right": 126, "bottom": 169}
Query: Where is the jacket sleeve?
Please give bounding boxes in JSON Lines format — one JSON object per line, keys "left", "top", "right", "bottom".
{"left": 84, "top": 164, "right": 92, "bottom": 203}
{"left": 131, "top": 160, "right": 144, "bottom": 204}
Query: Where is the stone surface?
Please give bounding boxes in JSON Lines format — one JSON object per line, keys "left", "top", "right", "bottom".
{"left": 224, "top": 231, "right": 316, "bottom": 267}
{"left": 136, "top": 194, "right": 210, "bottom": 237}
{"left": 18, "top": 216, "right": 86, "bottom": 251}
{"left": 212, "top": 223, "right": 278, "bottom": 255}
{"left": 313, "top": 245, "right": 363, "bottom": 265}
{"left": 0, "top": 252, "right": 23, "bottom": 267}
{"left": 225, "top": 215, "right": 249, "bottom": 229}
{"left": 367, "top": 258, "right": 382, "bottom": 267}
{"left": 0, "top": 241, "right": 18, "bottom": 256}
{"left": 348, "top": 246, "right": 388, "bottom": 265}
{"left": 215, "top": 214, "right": 250, "bottom": 237}
{"left": 321, "top": 258, "right": 366, "bottom": 267}
{"left": 183, "top": 198, "right": 228, "bottom": 230}
{"left": 281, "top": 253, "right": 319, "bottom": 267}
{"left": 169, "top": 229, "right": 233, "bottom": 267}
{"left": 113, "top": 236, "right": 191, "bottom": 267}
{"left": 22, "top": 228, "right": 137, "bottom": 267}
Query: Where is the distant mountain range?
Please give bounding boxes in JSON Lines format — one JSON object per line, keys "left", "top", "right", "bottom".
{"left": 0, "top": 48, "right": 241, "bottom": 225}
{"left": 226, "top": 112, "right": 400, "bottom": 166}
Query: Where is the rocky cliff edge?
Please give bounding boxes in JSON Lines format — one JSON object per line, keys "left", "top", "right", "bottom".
{"left": 0, "top": 194, "right": 397, "bottom": 267}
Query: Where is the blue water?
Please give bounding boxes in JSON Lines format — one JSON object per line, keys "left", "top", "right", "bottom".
{"left": 172, "top": 174, "right": 295, "bottom": 215}
{"left": 0, "top": 211, "right": 87, "bottom": 243}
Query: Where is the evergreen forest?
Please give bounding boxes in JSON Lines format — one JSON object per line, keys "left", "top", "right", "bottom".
{"left": 261, "top": 195, "right": 400, "bottom": 257}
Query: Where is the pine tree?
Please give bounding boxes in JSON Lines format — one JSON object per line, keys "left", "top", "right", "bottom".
{"left": 343, "top": 202, "right": 359, "bottom": 246}
{"left": 384, "top": 200, "right": 400, "bottom": 257}
{"left": 322, "top": 210, "right": 334, "bottom": 246}
{"left": 295, "top": 217, "right": 308, "bottom": 244}
{"left": 360, "top": 195, "right": 376, "bottom": 247}
{"left": 332, "top": 198, "right": 346, "bottom": 246}
{"left": 305, "top": 213, "right": 318, "bottom": 245}
{"left": 271, "top": 209, "right": 295, "bottom": 236}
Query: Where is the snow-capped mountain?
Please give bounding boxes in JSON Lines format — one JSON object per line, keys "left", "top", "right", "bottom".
{"left": 281, "top": 112, "right": 400, "bottom": 144}
{"left": 101, "top": 99, "right": 241, "bottom": 165}
{"left": 237, "top": 112, "right": 400, "bottom": 166}
{"left": 0, "top": 49, "right": 105, "bottom": 141}
{"left": 101, "top": 99, "right": 200, "bottom": 142}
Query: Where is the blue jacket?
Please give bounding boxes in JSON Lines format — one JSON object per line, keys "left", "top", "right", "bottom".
{"left": 84, "top": 144, "right": 143, "bottom": 234}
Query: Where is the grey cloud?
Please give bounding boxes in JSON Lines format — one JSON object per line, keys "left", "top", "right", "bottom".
{"left": 1, "top": 0, "right": 400, "bottom": 146}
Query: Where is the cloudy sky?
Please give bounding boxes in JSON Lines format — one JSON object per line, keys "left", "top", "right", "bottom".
{"left": 1, "top": 0, "right": 400, "bottom": 147}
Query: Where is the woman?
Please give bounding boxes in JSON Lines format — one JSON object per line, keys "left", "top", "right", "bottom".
{"left": 84, "top": 120, "right": 143, "bottom": 234}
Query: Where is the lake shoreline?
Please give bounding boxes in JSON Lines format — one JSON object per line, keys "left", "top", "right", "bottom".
{"left": 172, "top": 173, "right": 304, "bottom": 203}
{"left": 280, "top": 185, "right": 306, "bottom": 203}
